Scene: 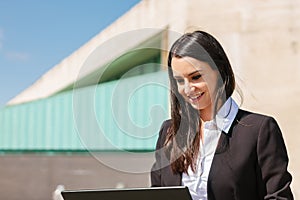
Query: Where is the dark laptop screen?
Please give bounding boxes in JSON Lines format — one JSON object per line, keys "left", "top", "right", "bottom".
{"left": 62, "top": 186, "right": 192, "bottom": 200}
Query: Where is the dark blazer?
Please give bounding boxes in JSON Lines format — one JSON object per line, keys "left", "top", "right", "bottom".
{"left": 151, "top": 109, "right": 294, "bottom": 200}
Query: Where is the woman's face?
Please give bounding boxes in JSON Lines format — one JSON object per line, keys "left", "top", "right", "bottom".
{"left": 171, "top": 56, "right": 219, "bottom": 117}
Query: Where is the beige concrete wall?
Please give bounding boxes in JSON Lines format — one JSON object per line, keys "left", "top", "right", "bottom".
{"left": 186, "top": 0, "right": 300, "bottom": 197}
{"left": 0, "top": 154, "right": 153, "bottom": 200}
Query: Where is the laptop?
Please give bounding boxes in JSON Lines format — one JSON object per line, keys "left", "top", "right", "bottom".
{"left": 61, "top": 186, "right": 192, "bottom": 200}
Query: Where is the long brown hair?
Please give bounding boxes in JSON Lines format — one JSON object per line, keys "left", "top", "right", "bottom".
{"left": 165, "top": 31, "right": 236, "bottom": 174}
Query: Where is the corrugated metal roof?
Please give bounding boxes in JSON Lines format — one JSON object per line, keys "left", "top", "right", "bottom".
{"left": 0, "top": 71, "right": 169, "bottom": 152}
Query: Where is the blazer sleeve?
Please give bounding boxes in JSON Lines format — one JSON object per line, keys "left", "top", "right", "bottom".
{"left": 150, "top": 120, "right": 170, "bottom": 187}
{"left": 257, "top": 117, "right": 294, "bottom": 199}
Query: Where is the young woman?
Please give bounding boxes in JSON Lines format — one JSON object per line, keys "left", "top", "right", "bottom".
{"left": 151, "top": 31, "right": 294, "bottom": 200}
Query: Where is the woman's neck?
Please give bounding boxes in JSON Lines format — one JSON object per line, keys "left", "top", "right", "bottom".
{"left": 200, "top": 99, "right": 225, "bottom": 121}
{"left": 200, "top": 108, "right": 213, "bottom": 122}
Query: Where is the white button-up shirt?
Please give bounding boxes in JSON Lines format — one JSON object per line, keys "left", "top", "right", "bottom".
{"left": 182, "top": 97, "right": 239, "bottom": 200}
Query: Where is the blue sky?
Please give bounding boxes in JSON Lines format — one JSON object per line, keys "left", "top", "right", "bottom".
{"left": 0, "top": 0, "right": 141, "bottom": 108}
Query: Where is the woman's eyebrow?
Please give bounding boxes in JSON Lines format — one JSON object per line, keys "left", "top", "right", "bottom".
{"left": 173, "top": 75, "right": 182, "bottom": 79}
{"left": 188, "top": 70, "right": 202, "bottom": 76}
{"left": 173, "top": 70, "right": 203, "bottom": 78}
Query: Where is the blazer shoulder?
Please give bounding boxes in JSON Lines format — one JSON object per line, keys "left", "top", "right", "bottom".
{"left": 161, "top": 119, "right": 172, "bottom": 128}
{"left": 159, "top": 119, "right": 171, "bottom": 136}
{"left": 229, "top": 109, "right": 281, "bottom": 141}
{"left": 236, "top": 109, "right": 277, "bottom": 125}
{"left": 156, "top": 119, "right": 171, "bottom": 148}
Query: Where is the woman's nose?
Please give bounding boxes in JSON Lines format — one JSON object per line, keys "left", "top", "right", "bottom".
{"left": 184, "top": 81, "right": 195, "bottom": 95}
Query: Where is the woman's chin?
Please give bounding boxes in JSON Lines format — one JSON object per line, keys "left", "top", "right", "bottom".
{"left": 190, "top": 103, "right": 201, "bottom": 110}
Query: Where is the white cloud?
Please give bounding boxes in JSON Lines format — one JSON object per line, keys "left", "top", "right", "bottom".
{"left": 5, "top": 51, "right": 30, "bottom": 61}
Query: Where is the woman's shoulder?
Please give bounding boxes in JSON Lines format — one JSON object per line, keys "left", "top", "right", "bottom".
{"left": 235, "top": 109, "right": 280, "bottom": 132}
{"left": 161, "top": 119, "right": 172, "bottom": 128}
{"left": 158, "top": 119, "right": 172, "bottom": 137}
{"left": 237, "top": 109, "right": 277, "bottom": 123}
{"left": 154, "top": 119, "right": 172, "bottom": 149}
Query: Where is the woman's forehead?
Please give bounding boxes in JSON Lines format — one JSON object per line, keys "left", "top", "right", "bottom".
{"left": 171, "top": 56, "right": 210, "bottom": 75}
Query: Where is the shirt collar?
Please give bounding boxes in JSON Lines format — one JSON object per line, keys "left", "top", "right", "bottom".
{"left": 204, "top": 97, "right": 239, "bottom": 134}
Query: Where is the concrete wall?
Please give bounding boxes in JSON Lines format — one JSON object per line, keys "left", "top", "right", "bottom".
{"left": 0, "top": 153, "right": 153, "bottom": 200}
{"left": 185, "top": 0, "right": 300, "bottom": 197}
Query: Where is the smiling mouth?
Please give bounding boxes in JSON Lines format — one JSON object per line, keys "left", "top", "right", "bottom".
{"left": 188, "top": 92, "right": 205, "bottom": 102}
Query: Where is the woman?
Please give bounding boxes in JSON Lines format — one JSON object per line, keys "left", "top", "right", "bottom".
{"left": 151, "top": 31, "right": 294, "bottom": 200}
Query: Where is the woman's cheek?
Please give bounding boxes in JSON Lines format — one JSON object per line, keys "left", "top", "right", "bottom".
{"left": 177, "top": 85, "right": 185, "bottom": 96}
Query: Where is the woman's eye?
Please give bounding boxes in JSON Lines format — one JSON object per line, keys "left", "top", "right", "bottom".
{"left": 192, "top": 74, "right": 202, "bottom": 80}
{"left": 175, "top": 79, "right": 184, "bottom": 84}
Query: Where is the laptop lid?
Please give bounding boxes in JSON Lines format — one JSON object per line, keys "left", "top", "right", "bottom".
{"left": 61, "top": 186, "right": 192, "bottom": 200}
